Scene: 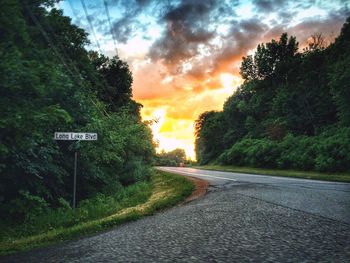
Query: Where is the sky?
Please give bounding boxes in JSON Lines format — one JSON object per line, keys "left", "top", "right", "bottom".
{"left": 60, "top": 0, "right": 349, "bottom": 159}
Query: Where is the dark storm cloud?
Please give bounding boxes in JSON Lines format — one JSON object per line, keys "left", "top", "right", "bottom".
{"left": 252, "top": 0, "right": 288, "bottom": 13}
{"left": 288, "top": 6, "right": 350, "bottom": 44}
{"left": 276, "top": 10, "right": 298, "bottom": 24}
{"left": 107, "top": 0, "right": 153, "bottom": 43}
{"left": 174, "top": 17, "right": 269, "bottom": 83}
{"left": 163, "top": 0, "right": 215, "bottom": 21}
{"left": 190, "top": 3, "right": 349, "bottom": 80}
{"left": 294, "top": 0, "right": 316, "bottom": 9}
{"left": 148, "top": 0, "right": 218, "bottom": 65}
{"left": 135, "top": 0, "right": 152, "bottom": 7}
{"left": 238, "top": 18, "right": 268, "bottom": 32}
{"left": 252, "top": 0, "right": 301, "bottom": 25}
{"left": 110, "top": 11, "right": 142, "bottom": 43}
{"left": 147, "top": 0, "right": 272, "bottom": 81}
{"left": 111, "top": 18, "right": 136, "bottom": 43}
{"left": 204, "top": 18, "right": 268, "bottom": 75}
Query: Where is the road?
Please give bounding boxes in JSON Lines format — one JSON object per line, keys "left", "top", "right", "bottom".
{"left": 159, "top": 167, "right": 350, "bottom": 224}
{"left": 2, "top": 167, "right": 350, "bottom": 262}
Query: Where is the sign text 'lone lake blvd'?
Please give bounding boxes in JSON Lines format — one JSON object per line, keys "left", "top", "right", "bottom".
{"left": 54, "top": 132, "right": 97, "bottom": 209}
{"left": 54, "top": 132, "right": 98, "bottom": 141}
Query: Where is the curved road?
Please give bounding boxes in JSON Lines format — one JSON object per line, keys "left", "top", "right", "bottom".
{"left": 2, "top": 167, "right": 350, "bottom": 262}
{"left": 159, "top": 167, "right": 350, "bottom": 224}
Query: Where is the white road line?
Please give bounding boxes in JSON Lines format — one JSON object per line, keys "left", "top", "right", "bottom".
{"left": 193, "top": 170, "right": 349, "bottom": 185}
{"left": 159, "top": 168, "right": 237, "bottom": 181}
{"left": 158, "top": 168, "right": 350, "bottom": 186}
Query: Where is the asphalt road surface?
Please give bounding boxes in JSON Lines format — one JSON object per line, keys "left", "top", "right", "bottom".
{"left": 2, "top": 167, "right": 350, "bottom": 262}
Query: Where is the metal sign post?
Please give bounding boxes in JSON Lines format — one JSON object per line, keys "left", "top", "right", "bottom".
{"left": 73, "top": 151, "right": 78, "bottom": 209}
{"left": 54, "top": 132, "right": 97, "bottom": 209}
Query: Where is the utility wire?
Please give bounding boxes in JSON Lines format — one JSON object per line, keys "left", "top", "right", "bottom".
{"left": 26, "top": 5, "right": 84, "bottom": 89}
{"left": 24, "top": 3, "right": 110, "bottom": 118}
{"left": 67, "top": 0, "right": 80, "bottom": 24}
{"left": 24, "top": 3, "right": 75, "bottom": 78}
{"left": 80, "top": 0, "right": 102, "bottom": 53}
{"left": 40, "top": 12, "right": 83, "bottom": 82}
{"left": 103, "top": 0, "right": 118, "bottom": 55}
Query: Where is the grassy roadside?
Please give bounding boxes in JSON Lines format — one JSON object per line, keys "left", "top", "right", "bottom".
{"left": 194, "top": 165, "right": 350, "bottom": 183}
{"left": 0, "top": 171, "right": 194, "bottom": 256}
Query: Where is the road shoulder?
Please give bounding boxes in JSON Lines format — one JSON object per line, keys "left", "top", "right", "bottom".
{"left": 182, "top": 176, "right": 209, "bottom": 203}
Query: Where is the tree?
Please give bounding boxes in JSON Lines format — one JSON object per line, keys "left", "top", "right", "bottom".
{"left": 240, "top": 33, "right": 298, "bottom": 81}
{"left": 89, "top": 53, "right": 134, "bottom": 112}
{"left": 221, "top": 88, "right": 248, "bottom": 146}
{"left": 195, "top": 111, "right": 226, "bottom": 164}
{"left": 0, "top": 0, "right": 156, "bottom": 220}
{"left": 156, "top": 149, "right": 186, "bottom": 166}
{"left": 328, "top": 17, "right": 350, "bottom": 126}
{"left": 194, "top": 19, "right": 350, "bottom": 172}
{"left": 303, "top": 33, "right": 328, "bottom": 52}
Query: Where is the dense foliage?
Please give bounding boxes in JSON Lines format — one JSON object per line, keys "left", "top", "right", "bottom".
{"left": 195, "top": 17, "right": 350, "bottom": 172}
{"left": 0, "top": 0, "right": 155, "bottom": 221}
{"left": 155, "top": 148, "right": 187, "bottom": 166}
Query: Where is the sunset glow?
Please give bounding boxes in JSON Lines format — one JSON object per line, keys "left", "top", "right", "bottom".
{"left": 61, "top": 0, "right": 348, "bottom": 159}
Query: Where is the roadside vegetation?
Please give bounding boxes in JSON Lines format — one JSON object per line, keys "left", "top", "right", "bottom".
{"left": 0, "top": 2, "right": 195, "bottom": 256}
{"left": 0, "top": 171, "right": 194, "bottom": 255}
{"left": 155, "top": 148, "right": 187, "bottom": 166}
{"left": 0, "top": 0, "right": 156, "bottom": 232}
{"left": 155, "top": 148, "right": 195, "bottom": 167}
{"left": 195, "top": 17, "right": 350, "bottom": 176}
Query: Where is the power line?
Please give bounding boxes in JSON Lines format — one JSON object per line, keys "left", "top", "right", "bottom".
{"left": 26, "top": 5, "right": 85, "bottom": 90}
{"left": 40, "top": 13, "right": 82, "bottom": 79}
{"left": 69, "top": 0, "right": 117, "bottom": 55}
{"left": 103, "top": 0, "right": 118, "bottom": 55}
{"left": 67, "top": 0, "right": 80, "bottom": 23}
{"left": 24, "top": 3, "right": 110, "bottom": 118}
{"left": 80, "top": 0, "right": 102, "bottom": 53}
{"left": 24, "top": 3, "right": 75, "bottom": 78}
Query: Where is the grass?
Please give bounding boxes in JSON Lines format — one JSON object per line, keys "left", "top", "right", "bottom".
{"left": 194, "top": 165, "right": 350, "bottom": 183}
{"left": 0, "top": 171, "right": 194, "bottom": 256}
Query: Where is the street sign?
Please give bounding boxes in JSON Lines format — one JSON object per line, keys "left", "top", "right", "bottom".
{"left": 54, "top": 131, "right": 97, "bottom": 209}
{"left": 54, "top": 132, "right": 97, "bottom": 141}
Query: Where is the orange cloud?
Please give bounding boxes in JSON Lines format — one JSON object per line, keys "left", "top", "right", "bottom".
{"left": 131, "top": 14, "right": 347, "bottom": 160}
{"left": 137, "top": 70, "right": 242, "bottom": 159}
{"left": 132, "top": 61, "right": 176, "bottom": 100}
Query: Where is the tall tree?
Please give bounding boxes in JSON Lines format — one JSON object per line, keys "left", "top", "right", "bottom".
{"left": 240, "top": 33, "right": 298, "bottom": 82}
{"left": 195, "top": 111, "right": 226, "bottom": 164}
{"left": 195, "top": 19, "right": 350, "bottom": 172}
{"left": 0, "top": 0, "right": 155, "bottom": 220}
{"left": 328, "top": 17, "right": 350, "bottom": 126}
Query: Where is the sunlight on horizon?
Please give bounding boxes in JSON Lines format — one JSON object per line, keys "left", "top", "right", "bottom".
{"left": 142, "top": 108, "right": 196, "bottom": 160}
{"left": 140, "top": 77, "right": 242, "bottom": 160}
{"left": 59, "top": 0, "right": 347, "bottom": 163}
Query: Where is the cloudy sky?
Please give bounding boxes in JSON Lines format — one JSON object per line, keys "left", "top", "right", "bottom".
{"left": 60, "top": 0, "right": 349, "bottom": 159}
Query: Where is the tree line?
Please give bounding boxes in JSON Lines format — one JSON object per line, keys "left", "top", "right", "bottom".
{"left": 195, "top": 17, "right": 350, "bottom": 173}
{"left": 155, "top": 148, "right": 187, "bottom": 167}
{"left": 0, "top": 0, "right": 155, "bottom": 221}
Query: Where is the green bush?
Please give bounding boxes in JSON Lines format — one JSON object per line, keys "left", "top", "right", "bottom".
{"left": 219, "top": 128, "right": 350, "bottom": 172}
{"left": 0, "top": 180, "right": 152, "bottom": 240}
{"left": 4, "top": 191, "right": 49, "bottom": 221}
{"left": 277, "top": 134, "right": 317, "bottom": 170}
{"left": 0, "top": 1, "right": 156, "bottom": 222}
{"left": 195, "top": 18, "right": 350, "bottom": 173}
{"left": 314, "top": 128, "right": 350, "bottom": 172}
{"left": 219, "top": 138, "right": 279, "bottom": 168}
